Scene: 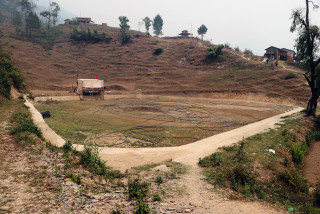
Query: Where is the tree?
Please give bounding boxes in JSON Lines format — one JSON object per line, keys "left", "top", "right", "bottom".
{"left": 40, "top": 1, "right": 60, "bottom": 29}
{"left": 291, "top": 0, "right": 320, "bottom": 116}
{"left": 11, "top": 11, "right": 23, "bottom": 33}
{"left": 25, "top": 12, "right": 41, "bottom": 37}
{"left": 40, "top": 10, "right": 51, "bottom": 29}
{"left": 143, "top": 16, "right": 151, "bottom": 33}
{"left": 51, "top": 2, "right": 60, "bottom": 27}
{"left": 119, "top": 16, "right": 130, "bottom": 43}
{"left": 153, "top": 14, "right": 163, "bottom": 37}
{"left": 197, "top": 24, "right": 208, "bottom": 41}
{"left": 19, "top": 0, "right": 33, "bottom": 16}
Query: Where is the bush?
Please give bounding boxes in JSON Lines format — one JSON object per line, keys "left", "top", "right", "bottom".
{"left": 243, "top": 48, "right": 253, "bottom": 55}
{"left": 224, "top": 43, "right": 231, "bottom": 49}
{"left": 70, "top": 28, "right": 112, "bottom": 43}
{"left": 198, "top": 152, "right": 222, "bottom": 167}
{"left": 8, "top": 69, "right": 25, "bottom": 89}
{"left": 0, "top": 67, "right": 11, "bottom": 99}
{"left": 0, "top": 49, "right": 25, "bottom": 98}
{"left": 121, "top": 34, "right": 131, "bottom": 44}
{"left": 63, "top": 140, "right": 73, "bottom": 151}
{"left": 153, "top": 48, "right": 163, "bottom": 55}
{"left": 285, "top": 72, "right": 298, "bottom": 80}
{"left": 152, "top": 193, "right": 162, "bottom": 201}
{"left": 279, "top": 169, "right": 309, "bottom": 193}
{"left": 155, "top": 176, "right": 163, "bottom": 186}
{"left": 128, "top": 178, "right": 149, "bottom": 200}
{"left": 80, "top": 146, "right": 107, "bottom": 176}
{"left": 206, "top": 45, "right": 224, "bottom": 61}
{"left": 135, "top": 199, "right": 151, "bottom": 214}
{"left": 234, "top": 46, "right": 241, "bottom": 52}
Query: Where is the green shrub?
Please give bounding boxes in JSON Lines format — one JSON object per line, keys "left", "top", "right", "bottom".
{"left": 206, "top": 45, "right": 224, "bottom": 61}
{"left": 152, "top": 193, "right": 162, "bottom": 201}
{"left": 70, "top": 28, "right": 112, "bottom": 43}
{"left": 224, "top": 43, "right": 231, "bottom": 49}
{"left": 234, "top": 46, "right": 240, "bottom": 52}
{"left": 279, "top": 169, "right": 309, "bottom": 193}
{"left": 80, "top": 146, "right": 107, "bottom": 176}
{"left": 128, "top": 178, "right": 149, "bottom": 200}
{"left": 285, "top": 72, "right": 298, "bottom": 80}
{"left": 155, "top": 176, "right": 163, "bottom": 186}
{"left": 291, "top": 142, "right": 308, "bottom": 165}
{"left": 8, "top": 69, "right": 24, "bottom": 89}
{"left": 0, "top": 67, "right": 11, "bottom": 99}
{"left": 63, "top": 140, "right": 73, "bottom": 151}
{"left": 198, "top": 152, "right": 222, "bottom": 167}
{"left": 243, "top": 48, "right": 253, "bottom": 55}
{"left": 135, "top": 199, "right": 151, "bottom": 214}
{"left": 153, "top": 48, "right": 163, "bottom": 55}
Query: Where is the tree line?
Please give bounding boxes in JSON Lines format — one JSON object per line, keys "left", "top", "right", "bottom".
{"left": 119, "top": 14, "right": 209, "bottom": 43}
{"left": 0, "top": 0, "right": 60, "bottom": 38}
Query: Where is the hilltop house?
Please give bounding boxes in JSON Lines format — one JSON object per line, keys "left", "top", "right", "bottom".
{"left": 265, "top": 46, "right": 296, "bottom": 61}
{"left": 76, "top": 17, "right": 94, "bottom": 24}
{"left": 179, "top": 30, "right": 191, "bottom": 38}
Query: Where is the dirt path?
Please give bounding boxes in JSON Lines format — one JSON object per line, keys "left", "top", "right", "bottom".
{"left": 26, "top": 95, "right": 302, "bottom": 171}
{"left": 303, "top": 141, "right": 320, "bottom": 184}
{"left": 168, "top": 167, "right": 287, "bottom": 213}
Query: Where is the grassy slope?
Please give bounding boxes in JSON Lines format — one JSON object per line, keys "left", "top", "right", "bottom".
{"left": 0, "top": 24, "right": 309, "bottom": 104}
{"left": 199, "top": 115, "right": 320, "bottom": 213}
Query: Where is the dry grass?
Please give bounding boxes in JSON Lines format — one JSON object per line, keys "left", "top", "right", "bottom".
{"left": 34, "top": 96, "right": 292, "bottom": 147}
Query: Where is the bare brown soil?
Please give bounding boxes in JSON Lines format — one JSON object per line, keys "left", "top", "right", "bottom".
{"left": 0, "top": 24, "right": 309, "bottom": 105}
{"left": 304, "top": 141, "right": 320, "bottom": 184}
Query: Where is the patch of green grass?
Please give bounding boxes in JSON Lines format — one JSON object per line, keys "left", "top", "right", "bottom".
{"left": 285, "top": 72, "right": 298, "bottom": 80}
{"left": 10, "top": 112, "right": 42, "bottom": 138}
{"left": 199, "top": 118, "right": 319, "bottom": 213}
{"left": 132, "top": 163, "right": 162, "bottom": 173}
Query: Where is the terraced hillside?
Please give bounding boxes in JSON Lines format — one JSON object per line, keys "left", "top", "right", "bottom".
{"left": 0, "top": 23, "right": 308, "bottom": 104}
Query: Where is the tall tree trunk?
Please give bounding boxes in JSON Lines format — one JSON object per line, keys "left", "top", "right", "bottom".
{"left": 306, "top": 92, "right": 319, "bottom": 117}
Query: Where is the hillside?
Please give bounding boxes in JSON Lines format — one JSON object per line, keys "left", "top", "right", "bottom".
{"left": 0, "top": 23, "right": 309, "bottom": 104}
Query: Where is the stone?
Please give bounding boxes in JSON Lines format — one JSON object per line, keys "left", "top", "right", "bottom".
{"left": 185, "top": 208, "right": 192, "bottom": 213}
{"left": 167, "top": 207, "right": 175, "bottom": 211}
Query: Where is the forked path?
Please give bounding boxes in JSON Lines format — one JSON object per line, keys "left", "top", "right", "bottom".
{"left": 24, "top": 96, "right": 303, "bottom": 171}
